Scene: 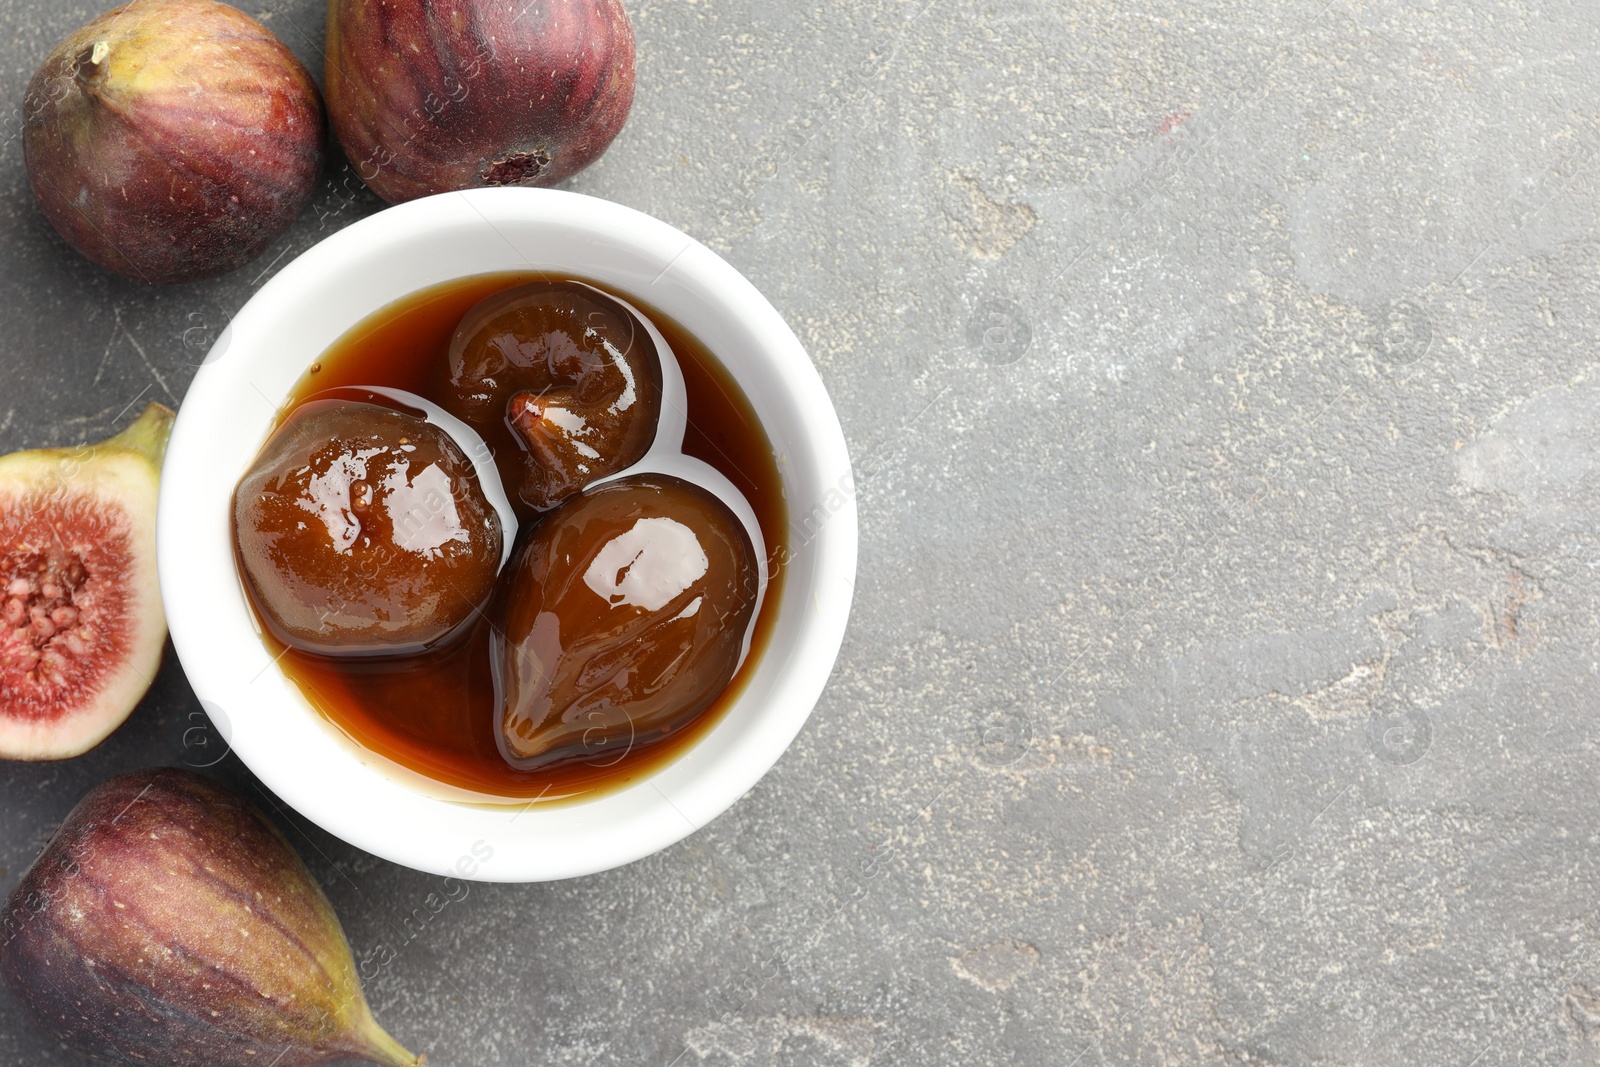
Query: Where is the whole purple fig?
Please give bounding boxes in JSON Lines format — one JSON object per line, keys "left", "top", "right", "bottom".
{"left": 22, "top": 0, "right": 325, "bottom": 285}
{"left": 325, "top": 0, "right": 636, "bottom": 203}
{"left": 0, "top": 768, "right": 423, "bottom": 1067}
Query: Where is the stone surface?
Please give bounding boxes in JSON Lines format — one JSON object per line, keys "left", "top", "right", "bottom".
{"left": 3, "top": 0, "right": 1600, "bottom": 1064}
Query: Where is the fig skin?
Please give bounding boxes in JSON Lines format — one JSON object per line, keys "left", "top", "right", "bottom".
{"left": 325, "top": 0, "right": 636, "bottom": 203}
{"left": 0, "top": 404, "right": 173, "bottom": 761}
{"left": 494, "top": 475, "right": 757, "bottom": 770}
{"left": 0, "top": 768, "right": 423, "bottom": 1067}
{"left": 23, "top": 0, "right": 325, "bottom": 285}
{"left": 233, "top": 399, "right": 503, "bottom": 659}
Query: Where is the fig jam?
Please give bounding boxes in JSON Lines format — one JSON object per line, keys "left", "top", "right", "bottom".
{"left": 245, "top": 273, "right": 786, "bottom": 803}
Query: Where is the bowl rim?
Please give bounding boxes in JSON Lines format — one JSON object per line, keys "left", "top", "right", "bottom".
{"left": 157, "top": 188, "right": 856, "bottom": 881}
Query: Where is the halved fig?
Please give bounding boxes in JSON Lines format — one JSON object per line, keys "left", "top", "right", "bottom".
{"left": 0, "top": 404, "right": 173, "bottom": 760}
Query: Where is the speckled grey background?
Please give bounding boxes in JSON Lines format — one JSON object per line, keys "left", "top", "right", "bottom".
{"left": 3, "top": 0, "right": 1600, "bottom": 1063}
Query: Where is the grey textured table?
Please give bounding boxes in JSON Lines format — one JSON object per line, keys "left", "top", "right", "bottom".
{"left": 4, "top": 1, "right": 1600, "bottom": 1064}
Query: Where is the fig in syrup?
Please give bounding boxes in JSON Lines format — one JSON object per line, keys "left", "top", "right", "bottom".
{"left": 233, "top": 400, "right": 502, "bottom": 658}
{"left": 494, "top": 474, "right": 757, "bottom": 770}
{"left": 443, "top": 281, "right": 662, "bottom": 513}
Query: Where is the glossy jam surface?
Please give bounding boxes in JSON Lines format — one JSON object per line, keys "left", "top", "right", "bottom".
{"left": 495, "top": 474, "right": 757, "bottom": 770}
{"left": 444, "top": 281, "right": 662, "bottom": 514}
{"left": 247, "top": 273, "right": 786, "bottom": 802}
{"left": 233, "top": 400, "right": 502, "bottom": 657}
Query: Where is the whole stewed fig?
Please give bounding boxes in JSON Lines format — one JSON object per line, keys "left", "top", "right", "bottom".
{"left": 494, "top": 475, "right": 757, "bottom": 770}
{"left": 233, "top": 400, "right": 503, "bottom": 658}
{"left": 325, "top": 0, "right": 635, "bottom": 202}
{"left": 22, "top": 0, "right": 325, "bottom": 284}
{"left": 443, "top": 280, "right": 663, "bottom": 514}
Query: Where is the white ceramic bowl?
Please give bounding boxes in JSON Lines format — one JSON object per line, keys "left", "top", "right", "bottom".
{"left": 158, "top": 189, "right": 856, "bottom": 882}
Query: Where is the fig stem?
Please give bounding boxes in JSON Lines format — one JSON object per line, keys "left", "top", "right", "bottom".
{"left": 74, "top": 41, "right": 110, "bottom": 89}
{"left": 101, "top": 403, "right": 175, "bottom": 466}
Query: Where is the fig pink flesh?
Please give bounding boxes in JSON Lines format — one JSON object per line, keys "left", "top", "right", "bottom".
{"left": 0, "top": 404, "right": 170, "bottom": 761}
{"left": 0, "top": 491, "right": 133, "bottom": 720}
